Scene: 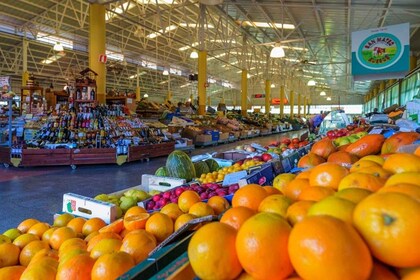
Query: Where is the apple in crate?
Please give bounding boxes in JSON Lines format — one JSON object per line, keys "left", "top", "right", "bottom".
{"left": 261, "top": 153, "right": 273, "bottom": 162}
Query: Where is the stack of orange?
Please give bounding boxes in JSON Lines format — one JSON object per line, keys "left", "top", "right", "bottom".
{"left": 188, "top": 148, "right": 420, "bottom": 280}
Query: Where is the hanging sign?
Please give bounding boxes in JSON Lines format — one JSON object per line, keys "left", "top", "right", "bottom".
{"left": 99, "top": 54, "right": 107, "bottom": 63}
{"left": 254, "top": 94, "right": 265, "bottom": 98}
{"left": 351, "top": 23, "right": 410, "bottom": 81}
{"left": 271, "top": 98, "right": 288, "bottom": 105}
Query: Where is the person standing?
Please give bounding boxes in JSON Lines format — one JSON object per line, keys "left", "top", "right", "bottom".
{"left": 309, "top": 111, "right": 327, "bottom": 133}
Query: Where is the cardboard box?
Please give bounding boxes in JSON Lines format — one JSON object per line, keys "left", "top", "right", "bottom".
{"left": 195, "top": 134, "right": 212, "bottom": 143}
{"left": 62, "top": 193, "right": 117, "bottom": 224}
{"left": 219, "top": 132, "right": 229, "bottom": 140}
{"left": 238, "top": 163, "right": 275, "bottom": 187}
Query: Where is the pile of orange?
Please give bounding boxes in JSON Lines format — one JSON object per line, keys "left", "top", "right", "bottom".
{"left": 188, "top": 148, "right": 420, "bottom": 280}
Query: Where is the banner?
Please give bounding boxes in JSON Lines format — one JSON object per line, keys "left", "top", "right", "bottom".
{"left": 271, "top": 98, "right": 288, "bottom": 105}
{"left": 351, "top": 23, "right": 410, "bottom": 81}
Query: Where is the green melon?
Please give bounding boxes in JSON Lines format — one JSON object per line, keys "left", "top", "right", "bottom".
{"left": 155, "top": 166, "right": 168, "bottom": 177}
{"left": 194, "top": 161, "right": 210, "bottom": 177}
{"left": 205, "top": 159, "right": 219, "bottom": 172}
{"left": 165, "top": 150, "right": 196, "bottom": 181}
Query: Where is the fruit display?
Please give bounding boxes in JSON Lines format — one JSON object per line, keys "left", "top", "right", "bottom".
{"left": 267, "top": 137, "right": 310, "bottom": 156}
{"left": 187, "top": 144, "right": 420, "bottom": 279}
{"left": 165, "top": 150, "right": 197, "bottom": 181}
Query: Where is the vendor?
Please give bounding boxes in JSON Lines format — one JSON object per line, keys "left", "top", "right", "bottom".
{"left": 1, "top": 85, "right": 14, "bottom": 99}
{"left": 309, "top": 111, "right": 327, "bottom": 133}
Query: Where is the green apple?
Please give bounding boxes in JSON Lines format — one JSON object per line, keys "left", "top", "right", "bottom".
{"left": 337, "top": 137, "right": 351, "bottom": 146}
{"left": 2, "top": 228, "right": 21, "bottom": 241}
{"left": 356, "top": 131, "right": 368, "bottom": 139}
{"left": 94, "top": 193, "right": 109, "bottom": 201}
{"left": 119, "top": 196, "right": 137, "bottom": 212}
{"left": 348, "top": 135, "right": 359, "bottom": 143}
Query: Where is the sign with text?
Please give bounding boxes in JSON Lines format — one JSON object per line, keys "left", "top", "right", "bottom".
{"left": 351, "top": 23, "right": 410, "bottom": 81}
{"left": 271, "top": 98, "right": 289, "bottom": 105}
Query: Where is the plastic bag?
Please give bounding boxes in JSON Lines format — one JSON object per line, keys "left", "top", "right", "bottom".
{"left": 396, "top": 118, "right": 420, "bottom": 132}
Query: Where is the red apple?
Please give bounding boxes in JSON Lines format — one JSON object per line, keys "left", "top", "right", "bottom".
{"left": 281, "top": 138, "right": 291, "bottom": 145}
{"left": 292, "top": 138, "right": 300, "bottom": 144}
{"left": 261, "top": 153, "right": 273, "bottom": 162}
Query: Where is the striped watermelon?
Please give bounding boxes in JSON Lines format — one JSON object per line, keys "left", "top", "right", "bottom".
{"left": 166, "top": 150, "right": 196, "bottom": 181}
{"left": 205, "top": 159, "right": 219, "bottom": 172}
{"left": 194, "top": 161, "right": 210, "bottom": 177}
{"left": 155, "top": 166, "right": 168, "bottom": 177}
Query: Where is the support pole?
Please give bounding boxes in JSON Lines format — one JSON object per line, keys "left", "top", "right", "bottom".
{"left": 136, "top": 67, "right": 140, "bottom": 101}
{"left": 265, "top": 80, "right": 271, "bottom": 115}
{"left": 280, "top": 85, "right": 285, "bottom": 118}
{"left": 304, "top": 97, "right": 307, "bottom": 118}
{"left": 89, "top": 4, "right": 106, "bottom": 104}
{"left": 241, "top": 69, "right": 248, "bottom": 116}
{"left": 22, "top": 39, "right": 28, "bottom": 86}
{"left": 198, "top": 51, "right": 207, "bottom": 115}
{"left": 290, "top": 90, "right": 294, "bottom": 119}
{"left": 297, "top": 92, "right": 302, "bottom": 117}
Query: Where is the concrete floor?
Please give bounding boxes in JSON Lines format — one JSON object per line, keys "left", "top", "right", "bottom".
{"left": 0, "top": 129, "right": 307, "bottom": 232}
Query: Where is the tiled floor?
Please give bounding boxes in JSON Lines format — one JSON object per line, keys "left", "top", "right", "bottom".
{"left": 0, "top": 129, "right": 307, "bottom": 232}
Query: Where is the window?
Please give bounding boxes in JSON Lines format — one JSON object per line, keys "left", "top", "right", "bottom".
{"left": 400, "top": 72, "right": 420, "bottom": 105}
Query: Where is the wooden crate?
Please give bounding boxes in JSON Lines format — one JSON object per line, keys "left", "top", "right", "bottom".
{"left": 71, "top": 148, "right": 116, "bottom": 165}
{"left": 21, "top": 149, "right": 72, "bottom": 166}
{"left": 0, "top": 147, "right": 10, "bottom": 164}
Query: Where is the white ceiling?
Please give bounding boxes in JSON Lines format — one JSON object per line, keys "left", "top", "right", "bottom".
{"left": 0, "top": 0, "right": 419, "bottom": 104}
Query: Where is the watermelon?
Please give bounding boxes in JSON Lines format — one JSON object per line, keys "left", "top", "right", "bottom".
{"left": 194, "top": 161, "right": 210, "bottom": 177}
{"left": 166, "top": 150, "right": 196, "bottom": 181}
{"left": 205, "top": 159, "right": 219, "bottom": 172}
{"left": 155, "top": 166, "right": 168, "bottom": 177}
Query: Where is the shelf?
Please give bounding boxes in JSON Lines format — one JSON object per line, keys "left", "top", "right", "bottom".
{"left": 74, "top": 100, "right": 96, "bottom": 103}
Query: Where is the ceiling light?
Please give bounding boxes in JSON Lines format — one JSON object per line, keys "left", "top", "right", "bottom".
{"left": 240, "top": 21, "right": 295, "bottom": 29}
{"left": 162, "top": 69, "right": 169, "bottom": 75}
{"left": 179, "top": 23, "right": 214, "bottom": 29}
{"left": 326, "top": 96, "right": 331, "bottom": 101}
{"left": 271, "top": 84, "right": 275, "bottom": 88}
{"left": 270, "top": 44, "right": 285, "bottom": 58}
{"left": 190, "top": 51, "right": 199, "bottom": 59}
{"left": 180, "top": 83, "right": 190, "bottom": 88}
{"left": 129, "top": 72, "right": 146, "bottom": 79}
{"left": 53, "top": 42, "right": 64, "bottom": 52}
{"left": 307, "top": 79, "right": 316, "bottom": 86}
{"left": 320, "top": 91, "right": 326, "bottom": 96}
{"left": 144, "top": 93, "right": 149, "bottom": 98}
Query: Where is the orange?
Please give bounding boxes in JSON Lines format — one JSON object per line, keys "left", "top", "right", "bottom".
{"left": 282, "top": 178, "right": 310, "bottom": 201}
{"left": 160, "top": 203, "right": 184, "bottom": 221}
{"left": 295, "top": 169, "right": 311, "bottom": 180}
{"left": 56, "top": 253, "right": 95, "bottom": 280}
{"left": 350, "top": 159, "right": 381, "bottom": 173}
{"left": 399, "top": 266, "right": 420, "bottom": 280}
{"left": 188, "top": 202, "right": 215, "bottom": 217}
{"left": 177, "top": 190, "right": 201, "bottom": 213}
{"left": 19, "top": 240, "right": 50, "bottom": 266}
{"left": 0, "top": 243, "right": 20, "bottom": 268}
{"left": 58, "top": 238, "right": 87, "bottom": 259}
{"left": 273, "top": 173, "right": 296, "bottom": 193}
{"left": 220, "top": 207, "right": 256, "bottom": 231}
{"left": 232, "top": 184, "right": 268, "bottom": 211}
{"left": 297, "top": 186, "right": 335, "bottom": 202}
{"left": 288, "top": 215, "right": 372, "bottom": 280}
{"left": 310, "top": 138, "right": 337, "bottom": 159}
{"left": 30, "top": 248, "right": 59, "bottom": 265}
{"left": 263, "top": 185, "right": 281, "bottom": 195}
{"left": 383, "top": 153, "right": 420, "bottom": 174}
{"left": 53, "top": 213, "right": 75, "bottom": 227}
{"left": 384, "top": 172, "right": 420, "bottom": 187}
{"left": 17, "top": 218, "right": 40, "bottom": 234}
{"left": 84, "top": 231, "right": 99, "bottom": 242}
{"left": 27, "top": 223, "right": 50, "bottom": 239}
{"left": 338, "top": 172, "right": 386, "bottom": 192}
{"left": 188, "top": 222, "right": 242, "bottom": 280}
{"left": 359, "top": 155, "right": 385, "bottom": 166}
{"left": 297, "top": 152, "right": 326, "bottom": 168}
{"left": 124, "top": 206, "right": 147, "bottom": 219}
{"left": 82, "top": 218, "right": 106, "bottom": 236}
{"left": 378, "top": 183, "right": 420, "bottom": 201}
{"left": 120, "top": 230, "right": 157, "bottom": 264}
{"left": 415, "top": 146, "right": 420, "bottom": 157}
{"left": 353, "top": 192, "right": 420, "bottom": 267}
{"left": 20, "top": 262, "right": 57, "bottom": 280}
{"left": 91, "top": 251, "right": 135, "bottom": 280}
{"left": 308, "top": 196, "right": 356, "bottom": 224}
{"left": 357, "top": 165, "right": 392, "bottom": 179}
{"left": 207, "top": 196, "right": 230, "bottom": 215}
{"left": 327, "top": 151, "right": 358, "bottom": 165}
{"left": 123, "top": 213, "right": 150, "bottom": 231}
{"left": 66, "top": 217, "right": 87, "bottom": 234}
{"left": 86, "top": 232, "right": 121, "bottom": 252}
{"left": 334, "top": 188, "right": 372, "bottom": 204}
{"left": 27, "top": 254, "right": 58, "bottom": 270}
{"left": 42, "top": 227, "right": 57, "bottom": 243}
{"left": 369, "top": 261, "right": 398, "bottom": 280}
{"left": 145, "top": 213, "right": 174, "bottom": 242}
{"left": 174, "top": 213, "right": 197, "bottom": 231}
{"left": 258, "top": 194, "right": 291, "bottom": 217}
{"left": 49, "top": 227, "right": 77, "bottom": 250}
{"left": 0, "top": 265, "right": 26, "bottom": 280}
{"left": 309, "top": 163, "right": 349, "bottom": 189}
{"left": 236, "top": 212, "right": 293, "bottom": 279}
{"left": 58, "top": 249, "right": 88, "bottom": 267}
{"left": 90, "top": 238, "right": 122, "bottom": 259}
{"left": 286, "top": 200, "right": 315, "bottom": 226}
{"left": 99, "top": 218, "right": 124, "bottom": 234}
{"left": 13, "top": 233, "right": 39, "bottom": 249}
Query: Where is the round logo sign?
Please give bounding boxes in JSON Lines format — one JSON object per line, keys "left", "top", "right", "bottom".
{"left": 356, "top": 32, "right": 402, "bottom": 70}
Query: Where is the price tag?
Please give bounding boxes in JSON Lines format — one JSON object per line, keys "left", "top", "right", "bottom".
{"left": 369, "top": 128, "right": 383, "bottom": 134}
{"left": 222, "top": 170, "right": 247, "bottom": 186}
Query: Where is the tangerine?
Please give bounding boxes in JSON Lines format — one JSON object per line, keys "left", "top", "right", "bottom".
{"left": 99, "top": 218, "right": 124, "bottom": 234}
{"left": 258, "top": 194, "right": 291, "bottom": 217}
{"left": 309, "top": 163, "right": 349, "bottom": 189}
{"left": 188, "top": 202, "right": 215, "bottom": 217}
{"left": 66, "top": 217, "right": 87, "bottom": 234}
{"left": 86, "top": 232, "right": 121, "bottom": 252}
{"left": 383, "top": 153, "right": 420, "bottom": 174}
{"left": 53, "top": 213, "right": 75, "bottom": 227}
{"left": 263, "top": 186, "right": 281, "bottom": 195}
{"left": 288, "top": 215, "right": 372, "bottom": 280}
{"left": 334, "top": 188, "right": 372, "bottom": 204}
{"left": 220, "top": 206, "right": 256, "bottom": 231}
{"left": 42, "top": 227, "right": 57, "bottom": 243}
{"left": 0, "top": 243, "right": 20, "bottom": 268}
{"left": 178, "top": 190, "right": 201, "bottom": 213}
{"left": 19, "top": 240, "right": 50, "bottom": 266}
{"left": 350, "top": 159, "right": 381, "bottom": 173}
{"left": 123, "top": 213, "right": 150, "bottom": 231}
{"left": 174, "top": 213, "right": 197, "bottom": 231}
{"left": 338, "top": 172, "right": 386, "bottom": 192}
{"left": 356, "top": 165, "right": 392, "bottom": 179}
{"left": 13, "top": 233, "right": 39, "bottom": 249}
{"left": 297, "top": 186, "right": 336, "bottom": 202}
{"left": 90, "top": 238, "right": 122, "bottom": 259}
{"left": 359, "top": 155, "right": 385, "bottom": 166}
{"left": 378, "top": 183, "right": 420, "bottom": 201}
{"left": 273, "top": 173, "right": 296, "bottom": 193}
{"left": 91, "top": 251, "right": 135, "bottom": 280}
{"left": 49, "top": 227, "right": 77, "bottom": 250}
{"left": 120, "top": 230, "right": 157, "bottom": 264}
{"left": 353, "top": 192, "right": 420, "bottom": 267}
{"left": 56, "top": 253, "right": 95, "bottom": 280}
{"left": 295, "top": 169, "right": 312, "bottom": 180}
{"left": 232, "top": 184, "right": 268, "bottom": 211}
{"left": 123, "top": 206, "right": 147, "bottom": 219}
{"left": 236, "top": 212, "right": 293, "bottom": 279}
{"left": 384, "top": 172, "right": 420, "bottom": 187}
{"left": 286, "top": 200, "right": 315, "bottom": 225}
{"left": 0, "top": 265, "right": 26, "bottom": 280}
{"left": 27, "top": 223, "right": 50, "bottom": 239}
{"left": 82, "top": 218, "right": 106, "bottom": 237}
{"left": 160, "top": 203, "right": 184, "bottom": 221}
{"left": 188, "top": 222, "right": 242, "bottom": 280}
{"left": 207, "top": 196, "right": 230, "bottom": 215}
{"left": 297, "top": 152, "right": 326, "bottom": 168}
{"left": 17, "top": 219, "right": 40, "bottom": 234}
{"left": 58, "top": 238, "right": 87, "bottom": 259}
{"left": 282, "top": 178, "right": 310, "bottom": 201}
{"left": 145, "top": 213, "right": 174, "bottom": 242}
{"left": 369, "top": 261, "right": 399, "bottom": 280}
{"left": 307, "top": 196, "right": 356, "bottom": 224}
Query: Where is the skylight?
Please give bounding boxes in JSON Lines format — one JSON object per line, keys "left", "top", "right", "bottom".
{"left": 146, "top": 25, "right": 177, "bottom": 39}
{"left": 240, "top": 21, "right": 295, "bottom": 29}
{"left": 36, "top": 32, "right": 73, "bottom": 49}
{"left": 106, "top": 2, "right": 134, "bottom": 21}
{"left": 106, "top": 50, "right": 124, "bottom": 61}
{"left": 40, "top": 53, "right": 66, "bottom": 64}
